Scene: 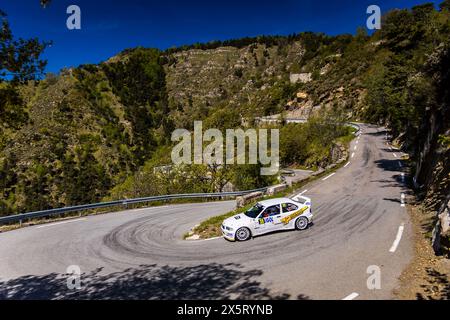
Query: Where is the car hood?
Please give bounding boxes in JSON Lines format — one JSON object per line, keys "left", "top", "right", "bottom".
{"left": 223, "top": 213, "right": 253, "bottom": 228}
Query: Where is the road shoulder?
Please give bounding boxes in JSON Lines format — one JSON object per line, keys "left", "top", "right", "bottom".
{"left": 394, "top": 203, "right": 450, "bottom": 300}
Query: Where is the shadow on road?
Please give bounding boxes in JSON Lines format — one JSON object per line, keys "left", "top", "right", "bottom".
{"left": 371, "top": 173, "right": 409, "bottom": 188}
{"left": 383, "top": 197, "right": 402, "bottom": 204}
{"left": 374, "top": 159, "right": 403, "bottom": 173}
{"left": 0, "top": 263, "right": 306, "bottom": 300}
{"left": 365, "top": 130, "right": 388, "bottom": 137}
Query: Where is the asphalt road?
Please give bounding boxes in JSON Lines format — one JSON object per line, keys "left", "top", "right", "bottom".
{"left": 0, "top": 124, "right": 413, "bottom": 300}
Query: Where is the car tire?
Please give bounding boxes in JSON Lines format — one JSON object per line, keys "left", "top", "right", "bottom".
{"left": 295, "top": 216, "right": 309, "bottom": 230}
{"left": 235, "top": 227, "right": 251, "bottom": 241}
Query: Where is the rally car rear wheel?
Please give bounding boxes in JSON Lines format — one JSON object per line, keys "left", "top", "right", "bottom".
{"left": 295, "top": 217, "right": 309, "bottom": 230}
{"left": 235, "top": 227, "right": 251, "bottom": 241}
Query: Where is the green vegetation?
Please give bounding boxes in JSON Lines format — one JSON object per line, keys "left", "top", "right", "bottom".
{"left": 0, "top": 10, "right": 50, "bottom": 83}
{"left": 280, "top": 115, "right": 353, "bottom": 169}
{"left": 184, "top": 203, "right": 254, "bottom": 240}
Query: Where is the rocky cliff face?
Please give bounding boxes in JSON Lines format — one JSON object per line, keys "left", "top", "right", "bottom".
{"left": 164, "top": 41, "right": 309, "bottom": 127}
{"left": 163, "top": 35, "right": 369, "bottom": 128}
{"left": 412, "top": 44, "right": 450, "bottom": 254}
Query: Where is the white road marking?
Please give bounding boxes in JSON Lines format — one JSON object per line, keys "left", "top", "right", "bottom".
{"left": 401, "top": 173, "right": 405, "bottom": 183}
{"left": 297, "top": 190, "right": 308, "bottom": 196}
{"left": 389, "top": 223, "right": 405, "bottom": 253}
{"left": 351, "top": 152, "right": 355, "bottom": 158}
{"left": 354, "top": 145, "right": 357, "bottom": 151}
{"left": 393, "top": 153, "right": 398, "bottom": 158}
{"left": 36, "top": 218, "right": 87, "bottom": 229}
{"left": 398, "top": 161, "right": 402, "bottom": 168}
{"left": 198, "top": 236, "right": 222, "bottom": 242}
{"left": 130, "top": 206, "right": 168, "bottom": 213}
{"left": 322, "top": 173, "right": 336, "bottom": 181}
{"left": 344, "top": 162, "right": 350, "bottom": 168}
{"left": 356, "top": 140, "right": 359, "bottom": 144}
{"left": 342, "top": 292, "right": 359, "bottom": 300}
{"left": 400, "top": 193, "right": 405, "bottom": 207}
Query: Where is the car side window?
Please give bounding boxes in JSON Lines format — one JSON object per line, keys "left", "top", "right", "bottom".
{"left": 282, "top": 203, "right": 298, "bottom": 213}
{"left": 261, "top": 205, "right": 280, "bottom": 217}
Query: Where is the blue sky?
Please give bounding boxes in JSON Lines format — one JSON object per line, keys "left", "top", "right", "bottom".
{"left": 1, "top": 0, "right": 442, "bottom": 73}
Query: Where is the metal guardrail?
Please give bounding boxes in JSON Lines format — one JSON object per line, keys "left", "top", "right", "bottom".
{"left": 347, "top": 122, "right": 361, "bottom": 135}
{"left": 280, "top": 168, "right": 296, "bottom": 176}
{"left": 0, "top": 188, "right": 268, "bottom": 225}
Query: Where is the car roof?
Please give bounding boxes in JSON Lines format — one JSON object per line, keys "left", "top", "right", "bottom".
{"left": 257, "top": 197, "right": 295, "bottom": 207}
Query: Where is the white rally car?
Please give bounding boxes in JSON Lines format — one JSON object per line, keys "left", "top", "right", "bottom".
{"left": 221, "top": 196, "right": 313, "bottom": 241}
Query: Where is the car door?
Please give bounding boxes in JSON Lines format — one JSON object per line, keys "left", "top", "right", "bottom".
{"left": 255, "top": 205, "right": 281, "bottom": 234}
{"left": 280, "top": 202, "right": 301, "bottom": 227}
{"left": 270, "top": 204, "right": 286, "bottom": 230}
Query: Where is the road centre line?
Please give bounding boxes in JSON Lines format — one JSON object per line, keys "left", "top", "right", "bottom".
{"left": 342, "top": 292, "right": 359, "bottom": 300}
{"left": 130, "top": 206, "right": 169, "bottom": 213}
{"left": 351, "top": 152, "right": 355, "bottom": 158}
{"left": 322, "top": 173, "right": 336, "bottom": 181}
{"left": 344, "top": 162, "right": 350, "bottom": 168}
{"left": 389, "top": 223, "right": 405, "bottom": 253}
{"left": 36, "top": 218, "right": 87, "bottom": 229}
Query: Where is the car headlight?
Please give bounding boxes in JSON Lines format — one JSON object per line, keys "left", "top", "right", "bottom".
{"left": 222, "top": 224, "right": 233, "bottom": 231}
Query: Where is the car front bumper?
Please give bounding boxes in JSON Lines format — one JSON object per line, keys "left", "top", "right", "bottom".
{"left": 221, "top": 225, "right": 236, "bottom": 241}
{"left": 222, "top": 233, "right": 235, "bottom": 241}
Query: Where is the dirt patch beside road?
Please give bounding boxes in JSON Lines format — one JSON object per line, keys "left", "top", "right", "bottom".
{"left": 395, "top": 204, "right": 450, "bottom": 300}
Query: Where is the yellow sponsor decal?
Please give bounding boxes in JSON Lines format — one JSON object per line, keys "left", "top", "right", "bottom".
{"left": 281, "top": 206, "right": 308, "bottom": 225}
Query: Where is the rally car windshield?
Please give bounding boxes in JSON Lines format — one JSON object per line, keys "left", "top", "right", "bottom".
{"left": 244, "top": 204, "right": 265, "bottom": 218}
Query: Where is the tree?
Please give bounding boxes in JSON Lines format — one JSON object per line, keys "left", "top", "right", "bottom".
{"left": 440, "top": 0, "right": 450, "bottom": 11}
{"left": 412, "top": 3, "right": 435, "bottom": 20}
{"left": 40, "top": 0, "right": 51, "bottom": 8}
{"left": 0, "top": 10, "right": 50, "bottom": 83}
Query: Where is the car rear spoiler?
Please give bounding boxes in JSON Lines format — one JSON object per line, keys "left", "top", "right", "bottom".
{"left": 291, "top": 195, "right": 311, "bottom": 206}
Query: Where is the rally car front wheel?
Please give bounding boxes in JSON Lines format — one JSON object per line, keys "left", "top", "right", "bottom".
{"left": 235, "top": 227, "right": 251, "bottom": 241}
{"left": 295, "top": 217, "right": 309, "bottom": 230}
